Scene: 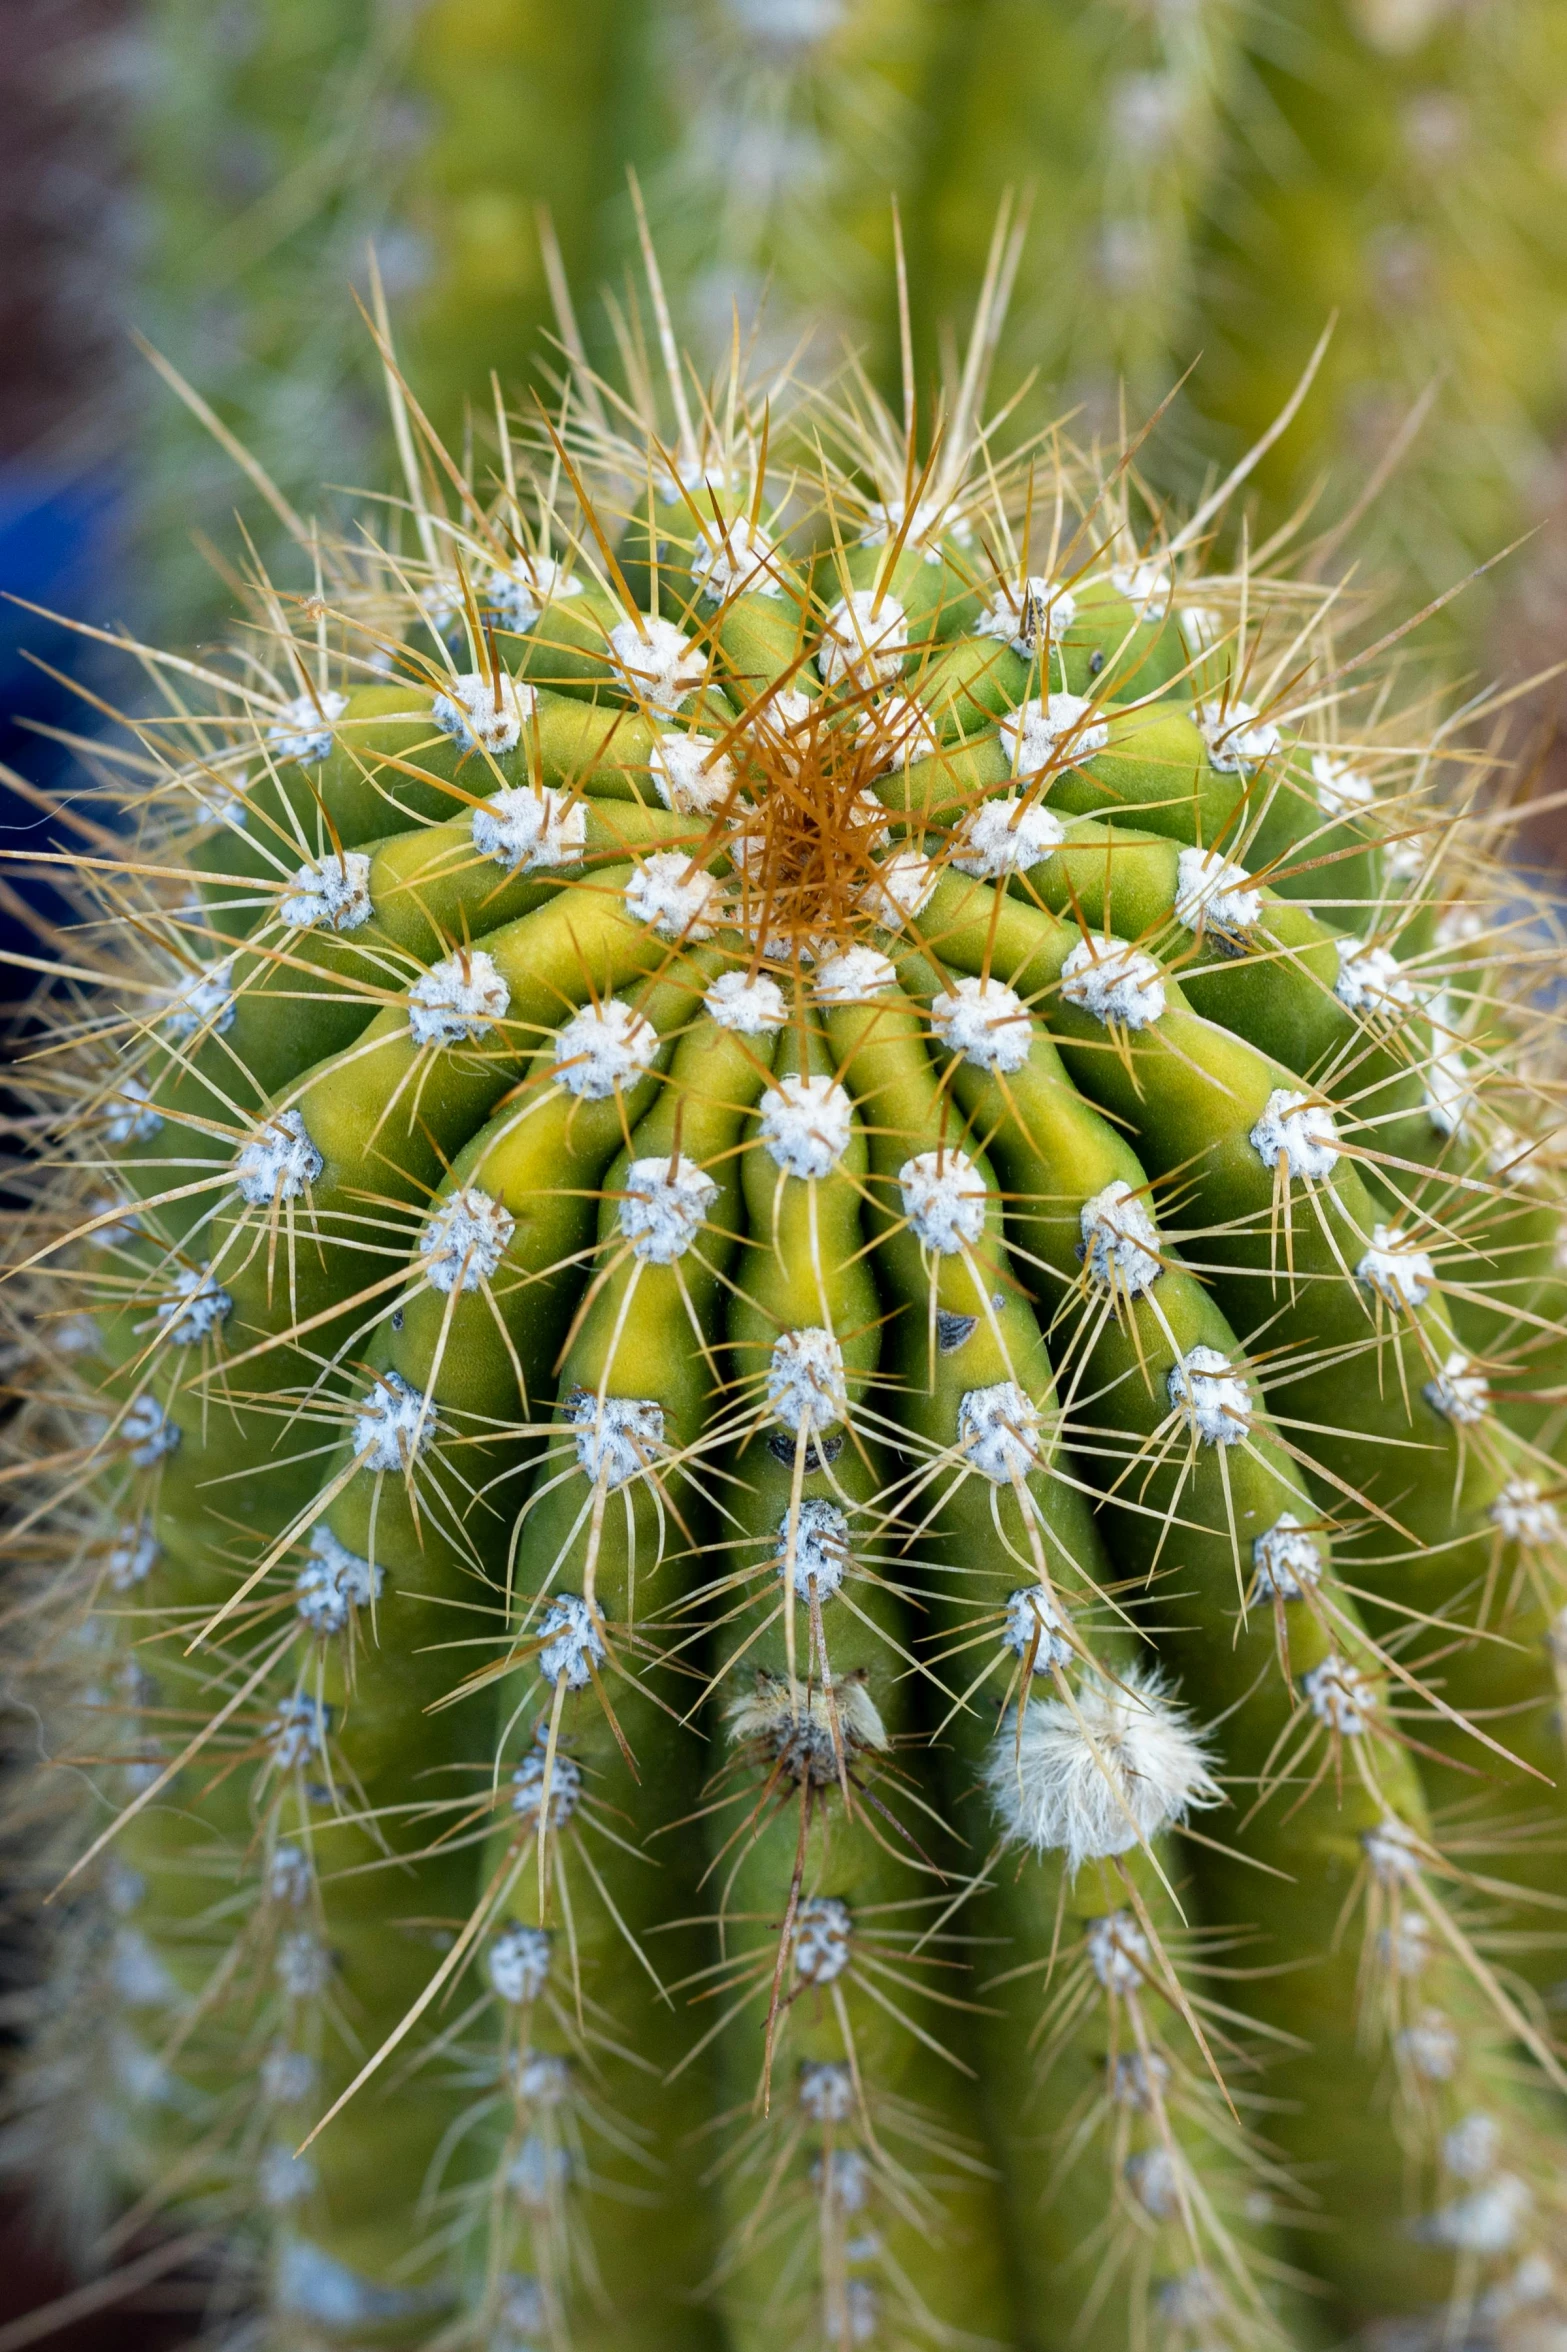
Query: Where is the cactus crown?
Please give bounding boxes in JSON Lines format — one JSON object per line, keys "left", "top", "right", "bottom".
{"left": 5, "top": 239, "right": 1567, "bottom": 2352}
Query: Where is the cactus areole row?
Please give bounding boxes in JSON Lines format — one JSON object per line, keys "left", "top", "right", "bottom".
{"left": 8, "top": 248, "right": 1567, "bottom": 2352}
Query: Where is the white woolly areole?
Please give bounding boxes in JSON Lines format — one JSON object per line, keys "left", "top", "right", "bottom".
{"left": 759, "top": 1073, "right": 855, "bottom": 1179}
{"left": 267, "top": 689, "right": 347, "bottom": 765}
{"left": 1000, "top": 691, "right": 1109, "bottom": 774}
{"left": 418, "top": 573, "right": 464, "bottom": 634}
{"left": 1311, "top": 750, "right": 1375, "bottom": 819}
{"left": 537, "top": 1592, "right": 608, "bottom": 1690}
{"left": 1252, "top": 1514, "right": 1323, "bottom": 1600}
{"left": 1173, "top": 846, "right": 1261, "bottom": 940}
{"left": 155, "top": 1266, "right": 232, "bottom": 1346}
{"left": 90, "top": 1195, "right": 140, "bottom": 1249}
{"left": 819, "top": 590, "right": 908, "bottom": 690}
{"left": 1109, "top": 561, "right": 1173, "bottom": 619}
{"left": 408, "top": 950, "right": 510, "bottom": 1047}
{"left": 1086, "top": 1911, "right": 1151, "bottom": 1994}
{"left": 106, "top": 1522, "right": 159, "bottom": 1592}
{"left": 163, "top": 960, "right": 236, "bottom": 1039}
{"left": 264, "top": 2048, "right": 317, "bottom": 2105}
{"left": 1382, "top": 1913, "right": 1433, "bottom": 1979}
{"left": 103, "top": 1080, "right": 161, "bottom": 1144}
{"left": 1335, "top": 936, "right": 1418, "bottom": 1020}
{"left": 269, "top": 1845, "right": 312, "bottom": 1906}
{"left": 952, "top": 795, "right": 1065, "bottom": 878}
{"left": 485, "top": 553, "right": 581, "bottom": 632}
{"left": 625, "top": 851, "right": 721, "bottom": 941}
{"left": 122, "top": 1394, "right": 179, "bottom": 1466}
{"left": 1168, "top": 1346, "right": 1250, "bottom": 1445}
{"left": 704, "top": 969, "right": 788, "bottom": 1033}
{"left": 1126, "top": 2148, "right": 1183, "bottom": 2220}
{"left": 260, "top": 2148, "right": 317, "bottom": 2210}
{"left": 488, "top": 1924, "right": 551, "bottom": 2004}
{"left": 1199, "top": 699, "right": 1280, "bottom": 773}
{"left": 111, "top": 1928, "right": 179, "bottom": 2008}
{"left": 295, "top": 1527, "right": 382, "bottom": 1635}
{"left": 1487, "top": 1124, "right": 1543, "bottom": 1190}
{"left": 649, "top": 731, "right": 735, "bottom": 815}
{"left": 812, "top": 946, "right": 897, "bottom": 1003}
{"left": 354, "top": 1371, "right": 434, "bottom": 1472}
{"left": 1250, "top": 1088, "right": 1340, "bottom": 1181}
{"left": 977, "top": 575, "right": 1077, "bottom": 657}
{"left": 899, "top": 1149, "right": 986, "bottom": 1254}
{"left": 1303, "top": 1655, "right": 1376, "bottom": 1736}
{"left": 235, "top": 1108, "right": 323, "bottom": 1206}
{"left": 958, "top": 1381, "right": 1044, "bottom": 1484}
{"left": 279, "top": 850, "right": 373, "bottom": 933}
{"left": 1424, "top": 2175, "right": 1532, "bottom": 2256}
{"left": 471, "top": 784, "right": 586, "bottom": 872}
{"left": 553, "top": 997, "right": 657, "bottom": 1098}
{"left": 1003, "top": 1586, "right": 1074, "bottom": 1673}
{"left": 1398, "top": 2009, "right": 1460, "bottom": 2083}
{"left": 812, "top": 2147, "right": 871, "bottom": 2215}
{"left": 275, "top": 1928, "right": 332, "bottom": 1997}
{"left": 618, "top": 1153, "right": 718, "bottom": 1262}
{"left": 767, "top": 1327, "right": 847, "bottom": 1433}
{"left": 268, "top": 1695, "right": 327, "bottom": 1771}
{"left": 513, "top": 2050, "right": 570, "bottom": 2107}
{"left": 104, "top": 1080, "right": 162, "bottom": 1145}
{"left": 860, "top": 847, "right": 937, "bottom": 929}
{"left": 509, "top": 2137, "right": 571, "bottom": 2208}
{"left": 608, "top": 614, "right": 706, "bottom": 714}
{"left": 421, "top": 1185, "right": 514, "bottom": 1292}
{"left": 1445, "top": 2113, "right": 1502, "bottom": 2183}
{"left": 1364, "top": 1815, "right": 1423, "bottom": 1885}
{"left": 691, "top": 516, "right": 781, "bottom": 601}
{"left": 930, "top": 975, "right": 1033, "bottom": 1073}
{"left": 792, "top": 1896, "right": 852, "bottom": 1985}
{"left": 1109, "top": 2050, "right": 1171, "bottom": 2109}
{"left": 1357, "top": 1224, "right": 1435, "bottom": 1310}
{"left": 274, "top": 2240, "right": 438, "bottom": 2328}
{"left": 860, "top": 694, "right": 939, "bottom": 774}
{"left": 568, "top": 1391, "right": 665, "bottom": 1488}
{"left": 775, "top": 1498, "right": 850, "bottom": 1600}
{"left": 798, "top": 2060, "right": 854, "bottom": 2124}
{"left": 1424, "top": 1039, "right": 1474, "bottom": 1137}
{"left": 1425, "top": 1350, "right": 1489, "bottom": 1426}
{"left": 430, "top": 670, "right": 536, "bottom": 756}
{"left": 1491, "top": 1478, "right": 1563, "bottom": 1547}
{"left": 511, "top": 1743, "right": 582, "bottom": 1831}
{"left": 857, "top": 494, "right": 947, "bottom": 549}
{"left": 727, "top": 1674, "right": 887, "bottom": 1783}
{"left": 1060, "top": 935, "right": 1166, "bottom": 1029}
{"left": 986, "top": 1667, "right": 1220, "bottom": 1871}
{"left": 1080, "top": 1179, "right": 1162, "bottom": 1295}
{"left": 1179, "top": 604, "right": 1222, "bottom": 653}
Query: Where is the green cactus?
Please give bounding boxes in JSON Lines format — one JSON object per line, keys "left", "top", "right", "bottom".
{"left": 8, "top": 255, "right": 1567, "bottom": 2352}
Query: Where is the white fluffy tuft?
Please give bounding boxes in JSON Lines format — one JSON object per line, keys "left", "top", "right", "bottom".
{"left": 985, "top": 1664, "right": 1220, "bottom": 1872}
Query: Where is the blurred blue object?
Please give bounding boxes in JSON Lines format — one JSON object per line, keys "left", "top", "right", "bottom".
{"left": 0, "top": 465, "right": 123, "bottom": 1000}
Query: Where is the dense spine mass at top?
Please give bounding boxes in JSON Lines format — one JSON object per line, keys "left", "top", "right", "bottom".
{"left": 5, "top": 246, "right": 1567, "bottom": 2352}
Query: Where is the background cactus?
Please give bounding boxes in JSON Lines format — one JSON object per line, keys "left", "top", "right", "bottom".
{"left": 122, "top": 0, "right": 1567, "bottom": 687}
{"left": 7, "top": 249, "right": 1567, "bottom": 2352}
